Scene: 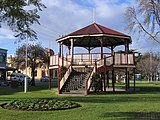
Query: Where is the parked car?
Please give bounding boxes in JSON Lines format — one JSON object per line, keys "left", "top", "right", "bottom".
{"left": 40, "top": 76, "right": 49, "bottom": 82}
{"left": 10, "top": 73, "right": 31, "bottom": 85}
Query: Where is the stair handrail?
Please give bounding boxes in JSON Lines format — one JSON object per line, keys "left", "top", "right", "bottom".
{"left": 60, "top": 65, "right": 72, "bottom": 90}
{"left": 96, "top": 58, "right": 104, "bottom": 67}
{"left": 86, "top": 66, "right": 96, "bottom": 95}
{"left": 104, "top": 55, "right": 113, "bottom": 66}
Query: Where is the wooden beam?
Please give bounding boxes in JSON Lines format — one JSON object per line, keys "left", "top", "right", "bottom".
{"left": 125, "top": 68, "right": 128, "bottom": 90}
{"left": 127, "top": 70, "right": 130, "bottom": 89}
{"left": 106, "top": 71, "right": 109, "bottom": 88}
{"left": 68, "top": 46, "right": 71, "bottom": 55}
{"left": 112, "top": 68, "right": 115, "bottom": 92}
{"left": 88, "top": 47, "right": 91, "bottom": 62}
{"left": 133, "top": 68, "right": 136, "bottom": 91}
{"left": 70, "top": 39, "right": 74, "bottom": 65}
{"left": 104, "top": 57, "right": 106, "bottom": 92}
{"left": 99, "top": 38, "right": 103, "bottom": 59}
{"left": 103, "top": 68, "right": 106, "bottom": 92}
{"left": 59, "top": 43, "right": 62, "bottom": 57}
{"left": 111, "top": 46, "right": 115, "bottom": 65}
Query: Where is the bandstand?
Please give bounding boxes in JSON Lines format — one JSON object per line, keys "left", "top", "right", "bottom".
{"left": 49, "top": 23, "right": 136, "bottom": 95}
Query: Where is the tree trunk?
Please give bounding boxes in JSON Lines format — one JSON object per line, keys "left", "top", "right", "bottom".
{"left": 31, "top": 68, "right": 35, "bottom": 86}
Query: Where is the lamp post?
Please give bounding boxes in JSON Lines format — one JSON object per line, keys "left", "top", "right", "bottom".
{"left": 24, "top": 38, "right": 28, "bottom": 93}
{"left": 48, "top": 49, "right": 51, "bottom": 89}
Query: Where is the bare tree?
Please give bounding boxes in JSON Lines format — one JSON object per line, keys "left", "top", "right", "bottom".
{"left": 137, "top": 52, "right": 159, "bottom": 81}
{"left": 125, "top": 0, "right": 160, "bottom": 44}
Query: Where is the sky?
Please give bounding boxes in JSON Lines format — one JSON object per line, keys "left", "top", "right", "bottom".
{"left": 0, "top": 0, "right": 159, "bottom": 56}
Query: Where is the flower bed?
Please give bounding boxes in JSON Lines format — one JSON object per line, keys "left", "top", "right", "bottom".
{"left": 1, "top": 99, "right": 81, "bottom": 111}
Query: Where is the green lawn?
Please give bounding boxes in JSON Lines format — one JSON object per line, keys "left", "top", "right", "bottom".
{"left": 1, "top": 82, "right": 160, "bottom": 120}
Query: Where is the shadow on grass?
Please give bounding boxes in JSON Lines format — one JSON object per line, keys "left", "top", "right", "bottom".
{"left": 64, "top": 95, "right": 160, "bottom": 104}
{"left": 138, "top": 86, "right": 160, "bottom": 94}
{"left": 101, "top": 112, "right": 160, "bottom": 120}
{"left": 0, "top": 82, "right": 57, "bottom": 95}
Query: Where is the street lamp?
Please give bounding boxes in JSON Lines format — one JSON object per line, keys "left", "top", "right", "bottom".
{"left": 24, "top": 38, "right": 28, "bottom": 93}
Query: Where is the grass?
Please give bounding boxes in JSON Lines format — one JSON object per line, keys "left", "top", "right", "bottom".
{"left": 1, "top": 81, "right": 160, "bottom": 120}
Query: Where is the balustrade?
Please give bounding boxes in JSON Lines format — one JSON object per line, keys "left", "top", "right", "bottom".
{"left": 49, "top": 52, "right": 135, "bottom": 67}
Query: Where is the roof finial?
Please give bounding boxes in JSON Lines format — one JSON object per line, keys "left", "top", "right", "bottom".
{"left": 93, "top": 8, "right": 96, "bottom": 23}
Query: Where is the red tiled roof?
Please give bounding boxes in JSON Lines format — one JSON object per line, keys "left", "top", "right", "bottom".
{"left": 57, "top": 23, "right": 130, "bottom": 41}
{"left": 56, "top": 23, "right": 132, "bottom": 47}
{"left": 68, "top": 23, "right": 129, "bottom": 37}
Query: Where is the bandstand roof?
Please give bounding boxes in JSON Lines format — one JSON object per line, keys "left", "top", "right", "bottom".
{"left": 56, "top": 23, "right": 132, "bottom": 48}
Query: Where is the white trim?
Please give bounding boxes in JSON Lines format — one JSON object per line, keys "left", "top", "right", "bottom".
{"left": 57, "top": 34, "right": 131, "bottom": 42}
{"left": 49, "top": 66, "right": 58, "bottom": 69}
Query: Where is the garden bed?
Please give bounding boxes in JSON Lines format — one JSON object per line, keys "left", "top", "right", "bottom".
{"left": 1, "top": 99, "right": 81, "bottom": 111}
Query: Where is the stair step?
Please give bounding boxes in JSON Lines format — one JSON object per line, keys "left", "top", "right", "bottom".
{"left": 61, "top": 67, "right": 92, "bottom": 93}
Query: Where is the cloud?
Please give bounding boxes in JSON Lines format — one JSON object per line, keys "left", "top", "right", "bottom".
{"left": 35, "top": 0, "right": 133, "bottom": 53}
{"left": 0, "top": 0, "right": 158, "bottom": 55}
{"left": 34, "top": 0, "right": 94, "bottom": 52}
{"left": 0, "top": 28, "right": 16, "bottom": 40}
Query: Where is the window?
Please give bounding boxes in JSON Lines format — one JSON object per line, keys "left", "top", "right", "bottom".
{"left": 55, "top": 70, "right": 58, "bottom": 77}
{"left": 34, "top": 70, "right": 37, "bottom": 77}
{"left": 0, "top": 55, "right": 5, "bottom": 63}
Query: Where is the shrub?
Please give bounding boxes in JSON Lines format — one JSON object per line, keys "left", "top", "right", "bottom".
{"left": 1, "top": 99, "right": 81, "bottom": 111}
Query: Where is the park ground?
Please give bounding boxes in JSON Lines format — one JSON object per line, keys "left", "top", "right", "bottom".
{"left": 1, "top": 81, "right": 160, "bottom": 120}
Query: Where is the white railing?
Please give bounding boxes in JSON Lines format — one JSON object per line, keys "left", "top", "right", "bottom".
{"left": 128, "top": 54, "right": 134, "bottom": 64}
{"left": 50, "top": 55, "right": 59, "bottom": 66}
{"left": 96, "top": 59, "right": 104, "bottom": 66}
{"left": 67, "top": 53, "right": 111, "bottom": 65}
{"left": 50, "top": 55, "right": 71, "bottom": 67}
{"left": 96, "top": 56, "right": 113, "bottom": 66}
{"left": 50, "top": 53, "right": 134, "bottom": 67}
{"left": 60, "top": 65, "right": 72, "bottom": 90}
{"left": 105, "top": 56, "right": 113, "bottom": 66}
{"left": 114, "top": 53, "right": 134, "bottom": 65}
{"left": 59, "top": 57, "right": 71, "bottom": 67}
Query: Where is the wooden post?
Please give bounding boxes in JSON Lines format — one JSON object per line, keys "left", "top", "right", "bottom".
{"left": 58, "top": 54, "right": 61, "bottom": 94}
{"left": 125, "top": 42, "right": 129, "bottom": 66}
{"left": 48, "top": 51, "right": 51, "bottom": 89}
{"left": 68, "top": 46, "right": 71, "bottom": 55}
{"left": 62, "top": 44, "right": 64, "bottom": 58}
{"left": 133, "top": 68, "right": 136, "bottom": 91}
{"left": 66, "top": 46, "right": 70, "bottom": 61}
{"left": 111, "top": 46, "right": 114, "bottom": 65}
{"left": 70, "top": 39, "right": 74, "bottom": 65}
{"left": 59, "top": 43, "right": 62, "bottom": 57}
{"left": 111, "top": 46, "right": 115, "bottom": 92}
{"left": 106, "top": 71, "right": 109, "bottom": 88}
{"left": 125, "top": 41, "right": 129, "bottom": 91}
{"left": 125, "top": 41, "right": 129, "bottom": 53}
{"left": 112, "top": 68, "right": 115, "bottom": 92}
{"left": 88, "top": 47, "right": 91, "bottom": 64}
{"left": 103, "top": 71, "right": 106, "bottom": 92}
{"left": 125, "top": 68, "right": 128, "bottom": 91}
{"left": 58, "top": 43, "right": 61, "bottom": 94}
{"left": 127, "top": 70, "right": 130, "bottom": 89}
{"left": 100, "top": 39, "right": 103, "bottom": 59}
{"left": 100, "top": 38, "right": 103, "bottom": 91}
{"left": 104, "top": 57, "right": 106, "bottom": 92}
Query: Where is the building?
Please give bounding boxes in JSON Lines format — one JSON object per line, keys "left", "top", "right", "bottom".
{"left": 49, "top": 23, "right": 136, "bottom": 95}
{"left": 7, "top": 48, "right": 55, "bottom": 80}
{"left": 0, "top": 48, "right": 7, "bottom": 81}
{"left": 7, "top": 56, "right": 49, "bottom": 80}
{"left": 21, "top": 66, "right": 49, "bottom": 80}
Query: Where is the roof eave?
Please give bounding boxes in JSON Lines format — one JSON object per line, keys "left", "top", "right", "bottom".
{"left": 56, "top": 34, "right": 131, "bottom": 43}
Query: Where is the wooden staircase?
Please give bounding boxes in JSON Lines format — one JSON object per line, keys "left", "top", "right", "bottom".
{"left": 61, "top": 67, "right": 92, "bottom": 94}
